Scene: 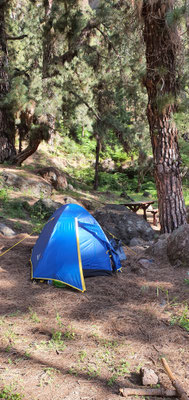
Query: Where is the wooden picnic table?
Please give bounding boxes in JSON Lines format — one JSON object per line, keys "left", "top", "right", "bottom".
{"left": 123, "top": 200, "right": 155, "bottom": 221}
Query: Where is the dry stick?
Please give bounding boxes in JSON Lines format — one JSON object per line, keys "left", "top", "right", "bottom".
{"left": 161, "top": 358, "right": 189, "bottom": 400}
{"left": 120, "top": 388, "right": 176, "bottom": 397}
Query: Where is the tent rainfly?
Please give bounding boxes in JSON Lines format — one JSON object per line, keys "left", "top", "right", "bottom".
{"left": 31, "top": 203, "right": 122, "bottom": 292}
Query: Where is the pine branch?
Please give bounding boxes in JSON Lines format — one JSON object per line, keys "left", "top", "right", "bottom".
{"left": 13, "top": 68, "right": 30, "bottom": 79}
{"left": 55, "top": 20, "right": 98, "bottom": 65}
{"left": 6, "top": 34, "right": 27, "bottom": 40}
{"left": 70, "top": 90, "right": 100, "bottom": 120}
{"left": 95, "top": 26, "right": 121, "bottom": 57}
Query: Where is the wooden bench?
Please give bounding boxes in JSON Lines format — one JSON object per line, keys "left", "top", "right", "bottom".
{"left": 147, "top": 208, "right": 158, "bottom": 226}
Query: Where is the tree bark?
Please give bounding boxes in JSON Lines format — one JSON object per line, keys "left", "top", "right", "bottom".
{"left": 0, "top": 4, "right": 16, "bottom": 163}
{"left": 142, "top": 0, "right": 187, "bottom": 233}
{"left": 12, "top": 138, "right": 41, "bottom": 166}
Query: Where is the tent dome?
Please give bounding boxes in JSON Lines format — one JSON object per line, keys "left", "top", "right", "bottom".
{"left": 31, "top": 203, "right": 122, "bottom": 292}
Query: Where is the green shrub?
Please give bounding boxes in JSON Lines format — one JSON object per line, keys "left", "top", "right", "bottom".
{"left": 1, "top": 199, "right": 27, "bottom": 219}
{"left": 0, "top": 386, "right": 23, "bottom": 400}
{"left": 98, "top": 172, "right": 123, "bottom": 191}
{"left": 0, "top": 187, "right": 9, "bottom": 203}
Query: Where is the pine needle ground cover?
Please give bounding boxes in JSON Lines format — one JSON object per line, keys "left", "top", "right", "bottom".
{"left": 0, "top": 233, "right": 189, "bottom": 400}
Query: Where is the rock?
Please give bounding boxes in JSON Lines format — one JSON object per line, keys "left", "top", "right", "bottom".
{"left": 89, "top": 0, "right": 100, "bottom": 10}
{"left": 129, "top": 238, "right": 146, "bottom": 247}
{"left": 94, "top": 204, "right": 155, "bottom": 245}
{"left": 2, "top": 170, "right": 52, "bottom": 197}
{"left": 145, "top": 234, "right": 169, "bottom": 262}
{"left": 167, "top": 224, "right": 189, "bottom": 267}
{"left": 37, "top": 167, "right": 67, "bottom": 190}
{"left": 0, "top": 223, "right": 16, "bottom": 237}
{"left": 63, "top": 197, "right": 80, "bottom": 205}
{"left": 81, "top": 199, "right": 95, "bottom": 211}
{"left": 138, "top": 258, "right": 154, "bottom": 268}
{"left": 120, "top": 193, "right": 134, "bottom": 201}
{"left": 143, "top": 191, "right": 151, "bottom": 198}
{"left": 140, "top": 367, "right": 159, "bottom": 386}
{"left": 68, "top": 184, "right": 74, "bottom": 191}
{"left": 100, "top": 158, "right": 115, "bottom": 172}
{"left": 104, "top": 204, "right": 127, "bottom": 211}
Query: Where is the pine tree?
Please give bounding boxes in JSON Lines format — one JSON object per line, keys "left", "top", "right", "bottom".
{"left": 59, "top": 0, "right": 146, "bottom": 188}
{"left": 7, "top": 0, "right": 51, "bottom": 165}
{"left": 0, "top": 1, "right": 16, "bottom": 163}
{"left": 142, "top": 0, "right": 187, "bottom": 233}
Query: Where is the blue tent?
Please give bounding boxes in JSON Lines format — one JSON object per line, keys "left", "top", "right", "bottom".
{"left": 31, "top": 203, "right": 122, "bottom": 292}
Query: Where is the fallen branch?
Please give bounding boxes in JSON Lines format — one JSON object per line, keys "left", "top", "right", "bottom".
{"left": 120, "top": 387, "right": 176, "bottom": 397}
{"left": 161, "top": 358, "right": 189, "bottom": 400}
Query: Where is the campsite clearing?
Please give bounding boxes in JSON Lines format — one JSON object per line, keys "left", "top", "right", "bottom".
{"left": 0, "top": 233, "right": 188, "bottom": 400}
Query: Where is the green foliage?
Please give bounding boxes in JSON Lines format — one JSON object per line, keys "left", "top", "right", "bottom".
{"left": 29, "top": 307, "right": 40, "bottom": 323}
{"left": 0, "top": 187, "right": 9, "bottom": 203}
{"left": 107, "top": 375, "right": 117, "bottom": 386}
{"left": 0, "top": 386, "right": 24, "bottom": 400}
{"left": 98, "top": 172, "right": 126, "bottom": 191}
{"left": 156, "top": 94, "right": 175, "bottom": 114}
{"left": 49, "top": 330, "right": 66, "bottom": 351}
{"left": 1, "top": 199, "right": 27, "bottom": 220}
{"left": 59, "top": 127, "right": 96, "bottom": 157}
{"left": 30, "top": 202, "right": 53, "bottom": 222}
{"left": 166, "top": 6, "right": 185, "bottom": 26}
{"left": 78, "top": 350, "right": 87, "bottom": 362}
{"left": 29, "top": 123, "right": 50, "bottom": 143}
{"left": 170, "top": 305, "right": 189, "bottom": 332}
{"left": 178, "top": 138, "right": 189, "bottom": 168}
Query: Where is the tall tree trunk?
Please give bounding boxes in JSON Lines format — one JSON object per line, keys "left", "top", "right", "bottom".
{"left": 94, "top": 135, "right": 101, "bottom": 190}
{"left": 42, "top": 0, "right": 56, "bottom": 145}
{"left": 142, "top": 0, "right": 187, "bottom": 233}
{"left": 0, "top": 4, "right": 16, "bottom": 163}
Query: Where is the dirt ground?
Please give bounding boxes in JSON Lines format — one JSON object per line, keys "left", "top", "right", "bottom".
{"left": 0, "top": 231, "right": 189, "bottom": 400}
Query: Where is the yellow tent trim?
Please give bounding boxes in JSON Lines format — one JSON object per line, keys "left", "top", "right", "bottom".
{"left": 75, "top": 217, "right": 86, "bottom": 292}
{"left": 30, "top": 259, "right": 85, "bottom": 293}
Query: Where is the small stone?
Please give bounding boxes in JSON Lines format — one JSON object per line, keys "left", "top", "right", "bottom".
{"left": 140, "top": 367, "right": 159, "bottom": 386}
{"left": 138, "top": 258, "right": 154, "bottom": 269}
{"left": 63, "top": 196, "right": 79, "bottom": 205}
{"left": 143, "top": 191, "right": 151, "bottom": 197}
{"left": 129, "top": 238, "right": 144, "bottom": 247}
{"left": 0, "top": 223, "right": 16, "bottom": 237}
{"left": 68, "top": 184, "right": 74, "bottom": 190}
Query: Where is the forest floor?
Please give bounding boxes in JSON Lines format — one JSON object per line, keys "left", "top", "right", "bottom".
{"left": 0, "top": 150, "right": 189, "bottom": 400}
{"left": 0, "top": 231, "right": 189, "bottom": 400}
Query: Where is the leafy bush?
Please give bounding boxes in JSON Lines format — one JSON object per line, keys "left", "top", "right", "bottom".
{"left": 0, "top": 386, "right": 23, "bottom": 400}
{"left": 72, "top": 167, "right": 95, "bottom": 188}
{"left": 98, "top": 172, "right": 127, "bottom": 191}
{"left": 0, "top": 187, "right": 9, "bottom": 203}
{"left": 1, "top": 199, "right": 28, "bottom": 219}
